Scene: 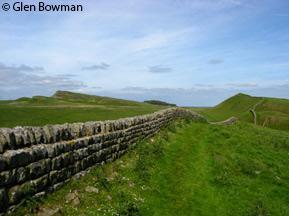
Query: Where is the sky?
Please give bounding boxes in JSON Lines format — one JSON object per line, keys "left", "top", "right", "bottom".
{"left": 0, "top": 0, "right": 289, "bottom": 106}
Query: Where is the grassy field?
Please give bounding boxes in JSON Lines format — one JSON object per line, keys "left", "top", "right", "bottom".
{"left": 15, "top": 120, "right": 289, "bottom": 216}
{"left": 3, "top": 91, "right": 289, "bottom": 215}
{"left": 191, "top": 93, "right": 289, "bottom": 131}
{"left": 2, "top": 91, "right": 288, "bottom": 130}
{"left": 0, "top": 91, "right": 164, "bottom": 128}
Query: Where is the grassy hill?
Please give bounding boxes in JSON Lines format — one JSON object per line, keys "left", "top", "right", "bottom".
{"left": 15, "top": 120, "right": 289, "bottom": 216}
{"left": 4, "top": 92, "right": 289, "bottom": 215}
{"left": 192, "top": 93, "right": 289, "bottom": 131}
{"left": 52, "top": 91, "right": 145, "bottom": 106}
{"left": 0, "top": 91, "right": 164, "bottom": 128}
{"left": 144, "top": 100, "right": 176, "bottom": 107}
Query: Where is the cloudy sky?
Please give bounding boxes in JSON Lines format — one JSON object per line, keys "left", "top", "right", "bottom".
{"left": 0, "top": 0, "right": 289, "bottom": 106}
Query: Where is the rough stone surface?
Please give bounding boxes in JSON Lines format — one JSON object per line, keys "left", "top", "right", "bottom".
{"left": 36, "top": 207, "right": 62, "bottom": 216}
{"left": 85, "top": 186, "right": 99, "bottom": 193}
{"left": 0, "top": 108, "right": 205, "bottom": 213}
{"left": 65, "top": 191, "right": 80, "bottom": 206}
{"left": 8, "top": 181, "right": 36, "bottom": 205}
{"left": 0, "top": 189, "right": 8, "bottom": 212}
{"left": 0, "top": 156, "right": 7, "bottom": 172}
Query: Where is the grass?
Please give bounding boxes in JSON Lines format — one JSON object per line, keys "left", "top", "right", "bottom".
{"left": 191, "top": 93, "right": 289, "bottom": 131}
{"left": 255, "top": 97, "right": 289, "bottom": 130}
{"left": 15, "top": 120, "right": 289, "bottom": 215}
{"left": 0, "top": 106, "right": 162, "bottom": 128}
{"left": 0, "top": 91, "right": 164, "bottom": 128}
{"left": 3, "top": 91, "right": 289, "bottom": 214}
{"left": 1, "top": 91, "right": 288, "bottom": 131}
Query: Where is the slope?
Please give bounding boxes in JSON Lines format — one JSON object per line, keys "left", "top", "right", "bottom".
{"left": 52, "top": 90, "right": 145, "bottom": 107}
{"left": 192, "top": 93, "right": 289, "bottom": 131}
{"left": 15, "top": 120, "right": 289, "bottom": 216}
{"left": 0, "top": 91, "right": 164, "bottom": 127}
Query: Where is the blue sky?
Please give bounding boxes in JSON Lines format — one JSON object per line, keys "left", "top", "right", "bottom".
{"left": 0, "top": 0, "right": 289, "bottom": 106}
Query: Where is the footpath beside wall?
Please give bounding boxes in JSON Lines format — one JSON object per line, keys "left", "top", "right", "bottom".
{"left": 0, "top": 108, "right": 205, "bottom": 214}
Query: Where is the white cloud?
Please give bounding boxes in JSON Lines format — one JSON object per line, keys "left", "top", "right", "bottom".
{"left": 126, "top": 27, "right": 195, "bottom": 52}
{"left": 208, "top": 59, "right": 224, "bottom": 65}
{"left": 82, "top": 62, "right": 110, "bottom": 71}
{"left": 149, "top": 65, "right": 173, "bottom": 73}
{"left": 0, "top": 63, "right": 44, "bottom": 73}
{"left": 225, "top": 83, "right": 258, "bottom": 88}
{"left": 0, "top": 63, "right": 85, "bottom": 92}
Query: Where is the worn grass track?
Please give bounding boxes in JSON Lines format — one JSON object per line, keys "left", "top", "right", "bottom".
{"left": 15, "top": 121, "right": 289, "bottom": 216}
{"left": 142, "top": 124, "right": 223, "bottom": 216}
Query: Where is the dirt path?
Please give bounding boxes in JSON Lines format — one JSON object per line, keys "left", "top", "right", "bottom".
{"left": 209, "top": 116, "right": 238, "bottom": 125}
{"left": 250, "top": 98, "right": 264, "bottom": 125}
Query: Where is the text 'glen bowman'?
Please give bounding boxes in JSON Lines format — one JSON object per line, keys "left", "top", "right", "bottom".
{"left": 12, "top": 1, "right": 83, "bottom": 12}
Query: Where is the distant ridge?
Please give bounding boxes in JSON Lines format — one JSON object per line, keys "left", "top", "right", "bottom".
{"left": 196, "top": 93, "right": 289, "bottom": 131}
{"left": 52, "top": 90, "right": 142, "bottom": 106}
{"left": 144, "top": 100, "right": 176, "bottom": 107}
{"left": 0, "top": 90, "right": 163, "bottom": 127}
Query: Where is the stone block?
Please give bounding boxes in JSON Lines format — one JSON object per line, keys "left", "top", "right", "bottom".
{"left": 48, "top": 170, "right": 58, "bottom": 185}
{"left": 47, "top": 145, "right": 57, "bottom": 158}
{"left": 23, "top": 127, "right": 36, "bottom": 145}
{"left": 32, "top": 174, "right": 48, "bottom": 192}
{"left": 0, "top": 189, "right": 8, "bottom": 212}
{"left": 4, "top": 150, "right": 33, "bottom": 169}
{"left": 86, "top": 155, "right": 95, "bottom": 167}
{"left": 8, "top": 181, "right": 36, "bottom": 205}
{"left": 27, "top": 159, "right": 51, "bottom": 179}
{"left": 61, "top": 152, "right": 74, "bottom": 167}
{"left": 33, "top": 127, "right": 46, "bottom": 144}
{"left": 0, "top": 156, "right": 7, "bottom": 172}
{"left": 0, "top": 170, "right": 15, "bottom": 187}
{"left": 43, "top": 125, "right": 55, "bottom": 143}
{"left": 81, "top": 158, "right": 89, "bottom": 170}
{"left": 74, "top": 161, "right": 82, "bottom": 173}
{"left": 13, "top": 128, "right": 26, "bottom": 148}
{"left": 83, "top": 122, "right": 95, "bottom": 136}
{"left": 51, "top": 156, "right": 62, "bottom": 170}
{"left": 31, "top": 145, "right": 48, "bottom": 161}
{"left": 70, "top": 123, "right": 82, "bottom": 138}
{"left": 52, "top": 124, "right": 72, "bottom": 142}
{"left": 0, "top": 131, "right": 8, "bottom": 154}
{"left": 2, "top": 129, "right": 16, "bottom": 150}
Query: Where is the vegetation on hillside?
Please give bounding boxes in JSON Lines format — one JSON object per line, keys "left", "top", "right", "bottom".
{"left": 15, "top": 120, "right": 289, "bottom": 216}
{"left": 0, "top": 91, "right": 163, "bottom": 128}
{"left": 192, "top": 93, "right": 289, "bottom": 131}
{"left": 52, "top": 91, "right": 144, "bottom": 107}
{"left": 144, "top": 100, "right": 176, "bottom": 107}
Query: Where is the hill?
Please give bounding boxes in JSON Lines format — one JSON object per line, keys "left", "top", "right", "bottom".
{"left": 144, "top": 100, "right": 176, "bottom": 107}
{"left": 192, "top": 93, "right": 289, "bottom": 131}
{"left": 3, "top": 92, "right": 289, "bottom": 215}
{"left": 0, "top": 91, "right": 163, "bottom": 128}
{"left": 52, "top": 90, "right": 144, "bottom": 106}
{"left": 15, "top": 120, "right": 289, "bottom": 215}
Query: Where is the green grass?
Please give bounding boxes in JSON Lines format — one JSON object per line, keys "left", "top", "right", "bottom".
{"left": 191, "top": 93, "right": 289, "bottom": 131}
{"left": 0, "top": 91, "right": 164, "bottom": 127}
{"left": 52, "top": 91, "right": 146, "bottom": 107}
{"left": 190, "top": 93, "right": 261, "bottom": 122}
{"left": 15, "top": 121, "right": 289, "bottom": 215}
{"left": 0, "top": 106, "right": 162, "bottom": 128}
{"left": 255, "top": 97, "right": 289, "bottom": 130}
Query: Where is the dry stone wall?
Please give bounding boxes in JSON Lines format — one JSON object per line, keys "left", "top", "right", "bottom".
{"left": 0, "top": 108, "right": 205, "bottom": 214}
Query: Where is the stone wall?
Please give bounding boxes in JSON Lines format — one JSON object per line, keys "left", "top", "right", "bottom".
{"left": 0, "top": 108, "right": 204, "bottom": 214}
